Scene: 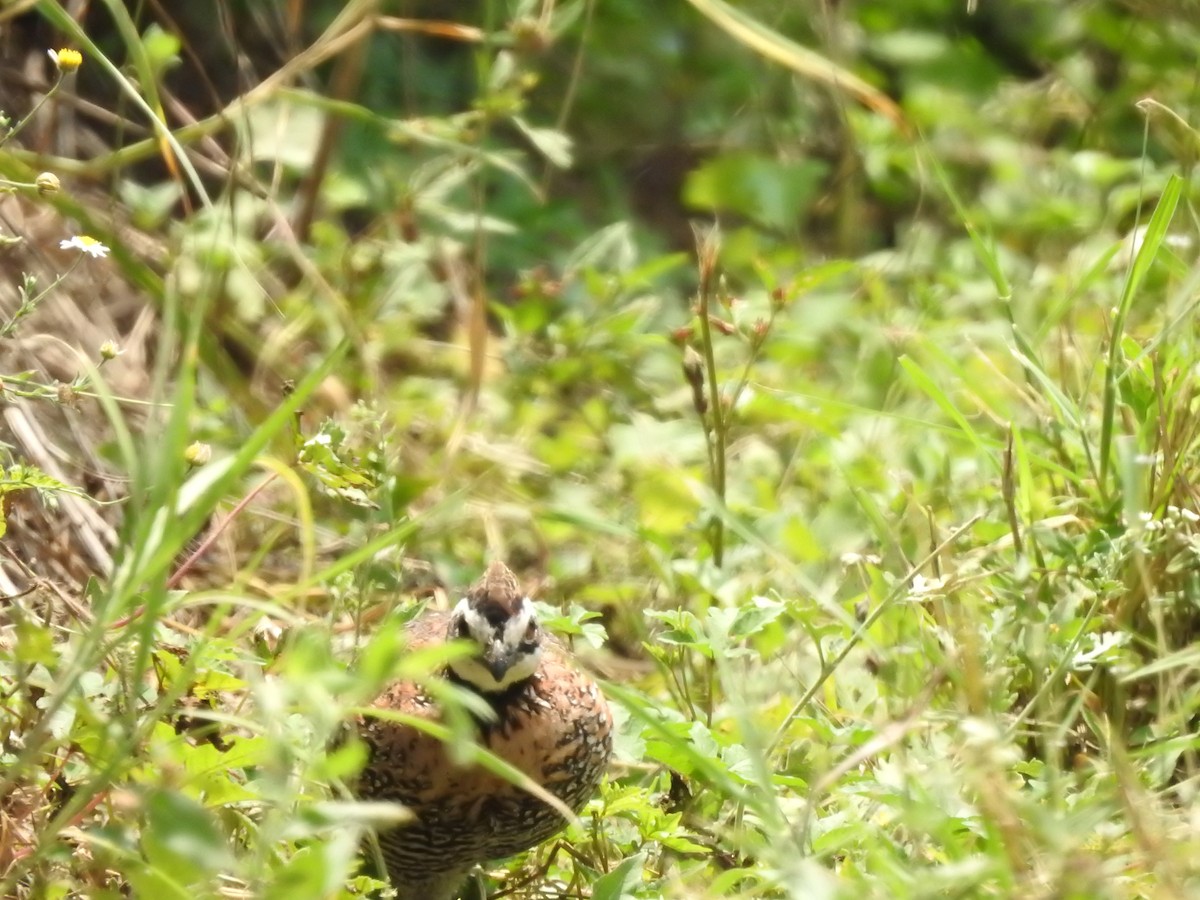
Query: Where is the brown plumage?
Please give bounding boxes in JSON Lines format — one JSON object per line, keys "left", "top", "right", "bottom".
{"left": 356, "top": 562, "right": 613, "bottom": 900}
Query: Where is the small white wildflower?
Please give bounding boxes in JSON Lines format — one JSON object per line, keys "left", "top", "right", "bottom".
{"left": 59, "top": 235, "right": 110, "bottom": 258}
{"left": 1071, "top": 631, "right": 1128, "bottom": 671}
{"left": 840, "top": 551, "right": 882, "bottom": 567}
{"left": 1180, "top": 507, "right": 1200, "bottom": 523}
{"left": 959, "top": 716, "right": 1001, "bottom": 746}
{"left": 910, "top": 573, "right": 947, "bottom": 597}
{"left": 1135, "top": 511, "right": 1163, "bottom": 531}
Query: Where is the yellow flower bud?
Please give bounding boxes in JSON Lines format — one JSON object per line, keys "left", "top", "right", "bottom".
{"left": 48, "top": 49, "right": 83, "bottom": 71}
{"left": 184, "top": 442, "right": 212, "bottom": 467}
{"left": 35, "top": 172, "right": 60, "bottom": 197}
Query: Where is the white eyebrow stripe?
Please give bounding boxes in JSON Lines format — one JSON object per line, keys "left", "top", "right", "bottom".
{"left": 501, "top": 598, "right": 535, "bottom": 645}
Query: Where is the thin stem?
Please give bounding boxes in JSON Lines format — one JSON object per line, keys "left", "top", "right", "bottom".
{"left": 165, "top": 473, "right": 279, "bottom": 590}
{"left": 0, "top": 71, "right": 65, "bottom": 149}
{"left": 0, "top": 257, "right": 80, "bottom": 338}
{"left": 694, "top": 225, "right": 726, "bottom": 566}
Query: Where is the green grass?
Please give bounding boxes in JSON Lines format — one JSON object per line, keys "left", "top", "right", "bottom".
{"left": 3, "top": 2, "right": 1200, "bottom": 898}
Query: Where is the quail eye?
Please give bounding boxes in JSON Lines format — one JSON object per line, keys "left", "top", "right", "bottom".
{"left": 454, "top": 617, "right": 471, "bottom": 638}
{"left": 524, "top": 621, "right": 538, "bottom": 640}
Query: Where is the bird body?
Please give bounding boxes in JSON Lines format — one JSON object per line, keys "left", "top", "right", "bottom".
{"left": 356, "top": 562, "right": 612, "bottom": 900}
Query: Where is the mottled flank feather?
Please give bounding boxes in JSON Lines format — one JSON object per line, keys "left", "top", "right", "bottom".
{"left": 355, "top": 563, "right": 613, "bottom": 900}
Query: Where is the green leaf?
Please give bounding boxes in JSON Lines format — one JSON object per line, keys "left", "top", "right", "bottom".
{"left": 13, "top": 618, "right": 56, "bottom": 666}
{"left": 1100, "top": 173, "right": 1183, "bottom": 491}
{"left": 296, "top": 419, "right": 380, "bottom": 508}
{"left": 141, "top": 789, "right": 232, "bottom": 886}
{"left": 684, "top": 152, "right": 828, "bottom": 230}
{"left": 592, "top": 852, "right": 646, "bottom": 900}
{"left": 512, "top": 116, "right": 574, "bottom": 167}
{"left": 728, "top": 595, "right": 786, "bottom": 641}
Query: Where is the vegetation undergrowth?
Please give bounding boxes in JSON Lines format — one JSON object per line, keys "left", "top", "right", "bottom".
{"left": 3, "top": 2, "right": 1200, "bottom": 899}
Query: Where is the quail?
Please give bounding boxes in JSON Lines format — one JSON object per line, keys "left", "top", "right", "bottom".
{"left": 355, "top": 561, "right": 613, "bottom": 900}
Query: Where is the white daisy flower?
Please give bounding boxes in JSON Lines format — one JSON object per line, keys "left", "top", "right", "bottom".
{"left": 59, "top": 235, "right": 110, "bottom": 258}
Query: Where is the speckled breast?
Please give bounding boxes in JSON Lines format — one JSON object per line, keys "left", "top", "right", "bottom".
{"left": 361, "top": 663, "right": 613, "bottom": 877}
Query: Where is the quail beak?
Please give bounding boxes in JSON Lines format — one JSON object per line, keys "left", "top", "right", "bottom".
{"left": 483, "top": 642, "right": 518, "bottom": 683}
